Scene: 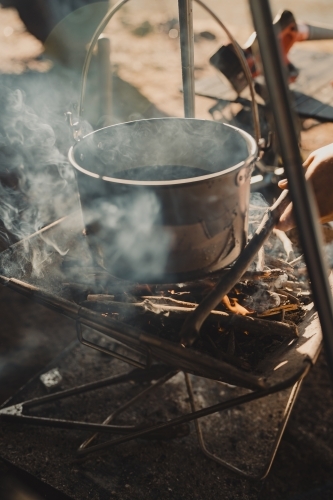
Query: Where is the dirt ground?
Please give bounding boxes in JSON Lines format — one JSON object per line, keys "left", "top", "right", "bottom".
{"left": 0, "top": 1, "right": 333, "bottom": 499}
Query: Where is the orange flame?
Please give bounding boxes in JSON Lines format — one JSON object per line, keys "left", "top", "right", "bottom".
{"left": 222, "top": 295, "right": 252, "bottom": 316}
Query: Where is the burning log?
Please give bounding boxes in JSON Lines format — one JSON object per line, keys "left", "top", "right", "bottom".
{"left": 258, "top": 303, "right": 299, "bottom": 317}
{"left": 235, "top": 282, "right": 282, "bottom": 313}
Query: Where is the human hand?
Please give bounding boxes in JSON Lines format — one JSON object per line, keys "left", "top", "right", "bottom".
{"left": 276, "top": 143, "right": 333, "bottom": 231}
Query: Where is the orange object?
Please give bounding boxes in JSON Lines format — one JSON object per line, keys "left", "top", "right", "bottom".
{"left": 222, "top": 295, "right": 252, "bottom": 316}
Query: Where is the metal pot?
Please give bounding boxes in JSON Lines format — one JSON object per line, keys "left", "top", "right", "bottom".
{"left": 69, "top": 118, "right": 257, "bottom": 283}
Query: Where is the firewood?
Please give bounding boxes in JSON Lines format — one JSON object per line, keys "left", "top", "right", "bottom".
{"left": 179, "top": 190, "right": 291, "bottom": 346}
{"left": 265, "top": 255, "right": 294, "bottom": 272}
{"left": 81, "top": 298, "right": 298, "bottom": 338}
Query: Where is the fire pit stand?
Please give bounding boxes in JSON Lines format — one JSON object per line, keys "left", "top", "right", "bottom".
{"left": 0, "top": 327, "right": 311, "bottom": 485}
{"left": 0, "top": 211, "right": 326, "bottom": 480}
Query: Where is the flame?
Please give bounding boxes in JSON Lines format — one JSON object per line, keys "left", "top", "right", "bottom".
{"left": 222, "top": 295, "right": 252, "bottom": 316}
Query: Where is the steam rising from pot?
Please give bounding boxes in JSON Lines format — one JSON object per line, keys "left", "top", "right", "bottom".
{"left": 84, "top": 192, "right": 171, "bottom": 282}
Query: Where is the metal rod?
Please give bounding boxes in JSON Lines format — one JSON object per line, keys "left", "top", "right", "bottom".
{"left": 178, "top": 0, "right": 195, "bottom": 117}
{"left": 0, "top": 414, "right": 135, "bottom": 434}
{"left": 23, "top": 365, "right": 173, "bottom": 409}
{"left": 193, "top": 0, "right": 261, "bottom": 144}
{"left": 185, "top": 372, "right": 304, "bottom": 480}
{"left": 78, "top": 370, "right": 178, "bottom": 452}
{"left": 249, "top": 0, "right": 333, "bottom": 381}
{"left": 76, "top": 321, "right": 146, "bottom": 369}
{"left": 97, "top": 35, "right": 112, "bottom": 126}
{"left": 25, "top": 373, "right": 141, "bottom": 409}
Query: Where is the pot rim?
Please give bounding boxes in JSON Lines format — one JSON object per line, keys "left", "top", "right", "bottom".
{"left": 68, "top": 118, "right": 258, "bottom": 187}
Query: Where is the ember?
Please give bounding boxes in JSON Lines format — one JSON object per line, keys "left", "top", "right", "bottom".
{"left": 222, "top": 295, "right": 252, "bottom": 315}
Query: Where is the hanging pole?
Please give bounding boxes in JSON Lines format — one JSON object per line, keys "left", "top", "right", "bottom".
{"left": 178, "top": 0, "right": 195, "bottom": 118}
{"left": 249, "top": 0, "right": 333, "bottom": 381}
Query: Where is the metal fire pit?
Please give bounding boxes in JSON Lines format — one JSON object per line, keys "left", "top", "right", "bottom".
{"left": 0, "top": 211, "right": 327, "bottom": 479}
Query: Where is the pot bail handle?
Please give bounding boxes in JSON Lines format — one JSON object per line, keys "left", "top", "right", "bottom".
{"left": 79, "top": 0, "right": 130, "bottom": 120}
{"left": 194, "top": 0, "right": 261, "bottom": 147}
{"left": 77, "top": 0, "right": 261, "bottom": 146}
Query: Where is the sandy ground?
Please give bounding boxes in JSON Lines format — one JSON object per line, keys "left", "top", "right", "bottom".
{"left": 1, "top": 1, "right": 333, "bottom": 142}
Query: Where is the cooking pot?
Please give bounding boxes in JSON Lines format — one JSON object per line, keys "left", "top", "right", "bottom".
{"left": 68, "top": 0, "right": 260, "bottom": 283}
{"left": 69, "top": 117, "right": 257, "bottom": 282}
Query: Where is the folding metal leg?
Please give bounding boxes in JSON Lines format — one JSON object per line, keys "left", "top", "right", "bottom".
{"left": 185, "top": 373, "right": 304, "bottom": 480}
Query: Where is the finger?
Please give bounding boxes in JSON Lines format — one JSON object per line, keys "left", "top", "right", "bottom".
{"left": 320, "top": 212, "right": 333, "bottom": 225}
{"left": 278, "top": 178, "right": 288, "bottom": 189}
{"left": 276, "top": 202, "right": 295, "bottom": 231}
{"left": 303, "top": 153, "right": 315, "bottom": 168}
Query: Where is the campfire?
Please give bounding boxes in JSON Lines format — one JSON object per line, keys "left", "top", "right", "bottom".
{"left": 0, "top": 203, "right": 325, "bottom": 481}
{"left": 60, "top": 214, "right": 309, "bottom": 375}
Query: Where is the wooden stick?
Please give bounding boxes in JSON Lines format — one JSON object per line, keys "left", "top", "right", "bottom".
{"left": 277, "top": 290, "right": 300, "bottom": 305}
{"left": 273, "top": 228, "right": 295, "bottom": 262}
{"left": 265, "top": 255, "right": 294, "bottom": 272}
{"left": 87, "top": 295, "right": 197, "bottom": 309}
{"left": 289, "top": 254, "right": 304, "bottom": 267}
{"left": 285, "top": 280, "right": 309, "bottom": 291}
{"left": 258, "top": 303, "right": 299, "bottom": 317}
{"left": 241, "top": 269, "right": 286, "bottom": 280}
{"left": 141, "top": 296, "right": 196, "bottom": 308}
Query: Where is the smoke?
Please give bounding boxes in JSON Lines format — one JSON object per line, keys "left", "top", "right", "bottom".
{"left": 0, "top": 89, "right": 255, "bottom": 285}
{"left": 84, "top": 192, "right": 172, "bottom": 282}
{"left": 0, "top": 82, "right": 78, "bottom": 277}
{"left": 248, "top": 192, "right": 269, "bottom": 232}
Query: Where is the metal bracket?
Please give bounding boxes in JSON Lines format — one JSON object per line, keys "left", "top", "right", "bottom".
{"left": 0, "top": 404, "right": 23, "bottom": 416}
{"left": 76, "top": 320, "right": 146, "bottom": 369}
{"left": 65, "top": 111, "right": 82, "bottom": 142}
